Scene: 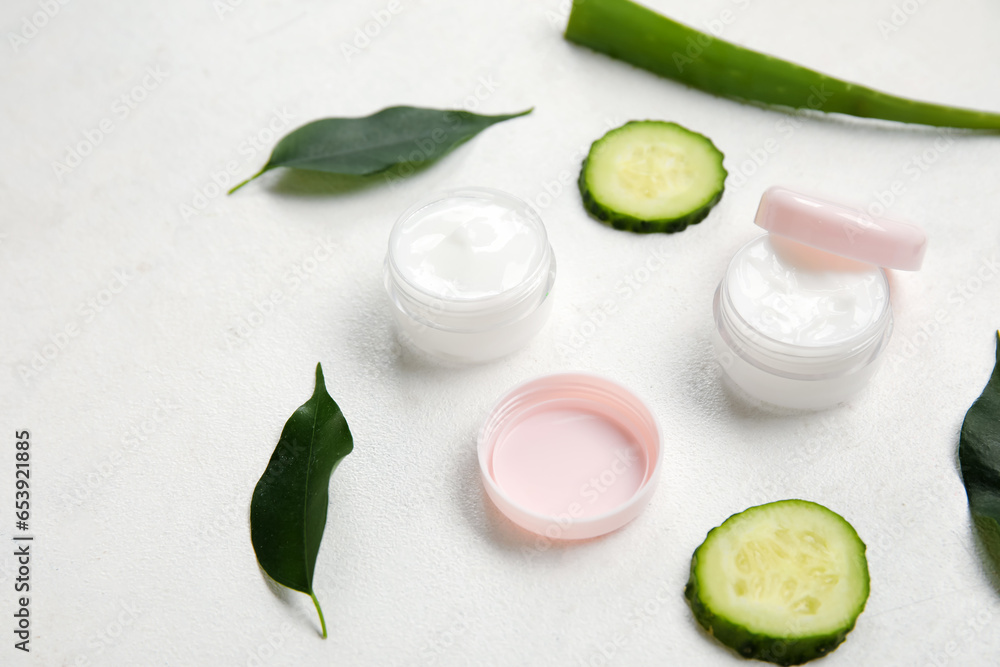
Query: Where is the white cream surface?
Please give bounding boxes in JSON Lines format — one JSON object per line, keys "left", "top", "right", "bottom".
{"left": 391, "top": 197, "right": 545, "bottom": 299}
{"left": 726, "top": 235, "right": 888, "bottom": 346}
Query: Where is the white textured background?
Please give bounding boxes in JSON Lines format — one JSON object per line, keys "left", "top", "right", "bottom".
{"left": 3, "top": 0, "right": 1000, "bottom": 665}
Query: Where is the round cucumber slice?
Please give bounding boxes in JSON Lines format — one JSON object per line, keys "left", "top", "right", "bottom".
{"left": 579, "top": 120, "right": 726, "bottom": 233}
{"left": 685, "top": 500, "right": 869, "bottom": 666}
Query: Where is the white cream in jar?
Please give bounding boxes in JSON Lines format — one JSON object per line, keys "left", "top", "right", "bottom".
{"left": 713, "top": 187, "right": 926, "bottom": 409}
{"left": 725, "top": 234, "right": 889, "bottom": 347}
{"left": 384, "top": 187, "right": 556, "bottom": 363}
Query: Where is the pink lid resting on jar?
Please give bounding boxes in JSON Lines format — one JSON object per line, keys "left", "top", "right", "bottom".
{"left": 754, "top": 186, "right": 927, "bottom": 271}
{"left": 478, "top": 374, "right": 661, "bottom": 540}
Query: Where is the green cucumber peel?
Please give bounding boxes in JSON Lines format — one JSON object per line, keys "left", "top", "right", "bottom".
{"left": 685, "top": 499, "right": 869, "bottom": 665}
{"left": 578, "top": 120, "right": 727, "bottom": 233}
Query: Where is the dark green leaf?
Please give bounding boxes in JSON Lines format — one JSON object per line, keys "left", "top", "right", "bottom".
{"left": 960, "top": 332, "right": 1000, "bottom": 535}
{"left": 229, "top": 105, "right": 532, "bottom": 193}
{"left": 250, "top": 363, "right": 353, "bottom": 638}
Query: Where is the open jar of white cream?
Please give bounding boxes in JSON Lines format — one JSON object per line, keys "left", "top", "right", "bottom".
{"left": 713, "top": 187, "right": 927, "bottom": 409}
{"left": 384, "top": 187, "right": 556, "bottom": 363}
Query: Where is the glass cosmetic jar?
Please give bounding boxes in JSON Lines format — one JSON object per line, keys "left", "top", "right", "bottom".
{"left": 713, "top": 187, "right": 927, "bottom": 410}
{"left": 384, "top": 187, "right": 556, "bottom": 363}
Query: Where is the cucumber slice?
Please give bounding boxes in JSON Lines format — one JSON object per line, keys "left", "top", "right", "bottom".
{"left": 685, "top": 500, "right": 869, "bottom": 666}
{"left": 578, "top": 120, "right": 726, "bottom": 233}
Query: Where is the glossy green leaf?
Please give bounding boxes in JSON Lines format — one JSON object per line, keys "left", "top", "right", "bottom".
{"left": 960, "top": 332, "right": 1000, "bottom": 536}
{"left": 250, "top": 363, "right": 353, "bottom": 638}
{"left": 229, "top": 105, "right": 532, "bottom": 193}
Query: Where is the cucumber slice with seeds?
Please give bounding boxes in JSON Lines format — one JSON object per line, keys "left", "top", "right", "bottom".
{"left": 685, "top": 500, "right": 869, "bottom": 666}
{"left": 579, "top": 120, "right": 726, "bottom": 233}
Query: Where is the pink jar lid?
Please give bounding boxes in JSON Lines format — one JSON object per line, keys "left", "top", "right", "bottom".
{"left": 754, "top": 186, "right": 927, "bottom": 271}
{"left": 478, "top": 374, "right": 661, "bottom": 540}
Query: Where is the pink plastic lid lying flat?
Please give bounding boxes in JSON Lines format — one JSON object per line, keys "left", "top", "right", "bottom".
{"left": 478, "top": 374, "right": 661, "bottom": 540}
{"left": 755, "top": 186, "right": 927, "bottom": 271}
